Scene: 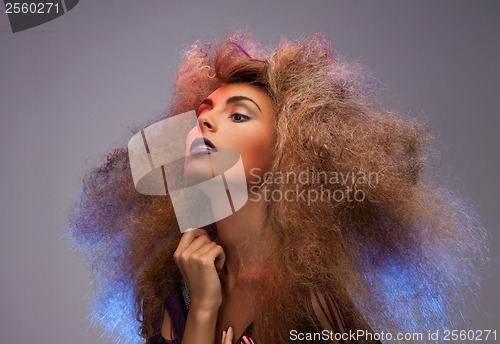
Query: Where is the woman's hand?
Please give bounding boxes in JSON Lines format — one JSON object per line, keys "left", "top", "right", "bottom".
{"left": 174, "top": 228, "right": 226, "bottom": 312}
{"left": 221, "top": 327, "right": 254, "bottom": 344}
{"left": 221, "top": 326, "right": 233, "bottom": 344}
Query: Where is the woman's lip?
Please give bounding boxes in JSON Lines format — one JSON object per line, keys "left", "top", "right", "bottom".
{"left": 190, "top": 147, "right": 217, "bottom": 155}
{"left": 189, "top": 137, "right": 218, "bottom": 155}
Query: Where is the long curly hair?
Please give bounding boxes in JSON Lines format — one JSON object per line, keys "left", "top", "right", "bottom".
{"left": 68, "top": 31, "right": 489, "bottom": 343}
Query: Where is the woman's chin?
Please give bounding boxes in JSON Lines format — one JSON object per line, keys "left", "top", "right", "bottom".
{"left": 183, "top": 154, "right": 214, "bottom": 186}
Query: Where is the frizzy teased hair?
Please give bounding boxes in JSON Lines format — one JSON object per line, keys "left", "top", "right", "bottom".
{"left": 68, "top": 32, "right": 489, "bottom": 343}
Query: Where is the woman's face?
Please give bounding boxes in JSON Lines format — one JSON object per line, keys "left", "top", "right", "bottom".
{"left": 185, "top": 83, "right": 275, "bottom": 185}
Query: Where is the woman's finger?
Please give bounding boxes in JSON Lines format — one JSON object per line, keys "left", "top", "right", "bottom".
{"left": 206, "top": 244, "right": 226, "bottom": 272}
{"left": 173, "top": 228, "right": 210, "bottom": 261}
{"left": 177, "top": 228, "right": 209, "bottom": 250}
{"left": 223, "top": 326, "right": 233, "bottom": 344}
{"left": 190, "top": 241, "right": 217, "bottom": 259}
{"left": 241, "top": 335, "right": 255, "bottom": 344}
{"left": 178, "top": 234, "right": 212, "bottom": 259}
{"left": 185, "top": 243, "right": 225, "bottom": 272}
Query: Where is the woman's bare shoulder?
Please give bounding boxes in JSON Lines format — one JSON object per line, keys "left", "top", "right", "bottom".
{"left": 160, "top": 307, "right": 175, "bottom": 341}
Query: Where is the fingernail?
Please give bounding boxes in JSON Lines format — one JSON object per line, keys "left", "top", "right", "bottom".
{"left": 184, "top": 227, "right": 195, "bottom": 232}
{"left": 241, "top": 336, "right": 252, "bottom": 344}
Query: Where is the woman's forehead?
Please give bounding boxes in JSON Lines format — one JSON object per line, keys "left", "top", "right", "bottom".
{"left": 209, "top": 83, "right": 267, "bottom": 98}
{"left": 206, "top": 83, "right": 274, "bottom": 115}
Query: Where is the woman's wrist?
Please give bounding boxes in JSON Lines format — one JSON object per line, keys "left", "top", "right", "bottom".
{"left": 189, "top": 295, "right": 222, "bottom": 313}
{"left": 189, "top": 302, "right": 220, "bottom": 319}
{"left": 182, "top": 304, "right": 219, "bottom": 343}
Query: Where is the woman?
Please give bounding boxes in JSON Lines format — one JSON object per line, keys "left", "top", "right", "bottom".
{"left": 69, "top": 32, "right": 489, "bottom": 343}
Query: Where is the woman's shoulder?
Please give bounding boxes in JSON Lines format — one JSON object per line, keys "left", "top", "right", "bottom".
{"left": 150, "top": 283, "right": 189, "bottom": 344}
{"left": 307, "top": 288, "right": 349, "bottom": 334}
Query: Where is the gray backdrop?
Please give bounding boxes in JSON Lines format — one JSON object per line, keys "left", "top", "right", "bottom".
{"left": 0, "top": 1, "right": 498, "bottom": 343}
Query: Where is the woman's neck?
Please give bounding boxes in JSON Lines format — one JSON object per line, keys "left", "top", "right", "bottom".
{"left": 214, "top": 191, "right": 275, "bottom": 291}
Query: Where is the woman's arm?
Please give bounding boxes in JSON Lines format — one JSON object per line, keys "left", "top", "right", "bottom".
{"left": 182, "top": 307, "right": 219, "bottom": 343}
{"left": 172, "top": 228, "right": 226, "bottom": 344}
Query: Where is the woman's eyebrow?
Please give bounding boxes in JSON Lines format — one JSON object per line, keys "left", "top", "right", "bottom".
{"left": 226, "top": 95, "right": 262, "bottom": 113}
{"left": 197, "top": 96, "right": 262, "bottom": 114}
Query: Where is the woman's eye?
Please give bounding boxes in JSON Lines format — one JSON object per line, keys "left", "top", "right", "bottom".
{"left": 230, "top": 113, "right": 250, "bottom": 122}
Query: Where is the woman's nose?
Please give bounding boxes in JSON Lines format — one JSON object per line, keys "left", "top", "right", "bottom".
{"left": 198, "top": 112, "right": 217, "bottom": 132}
